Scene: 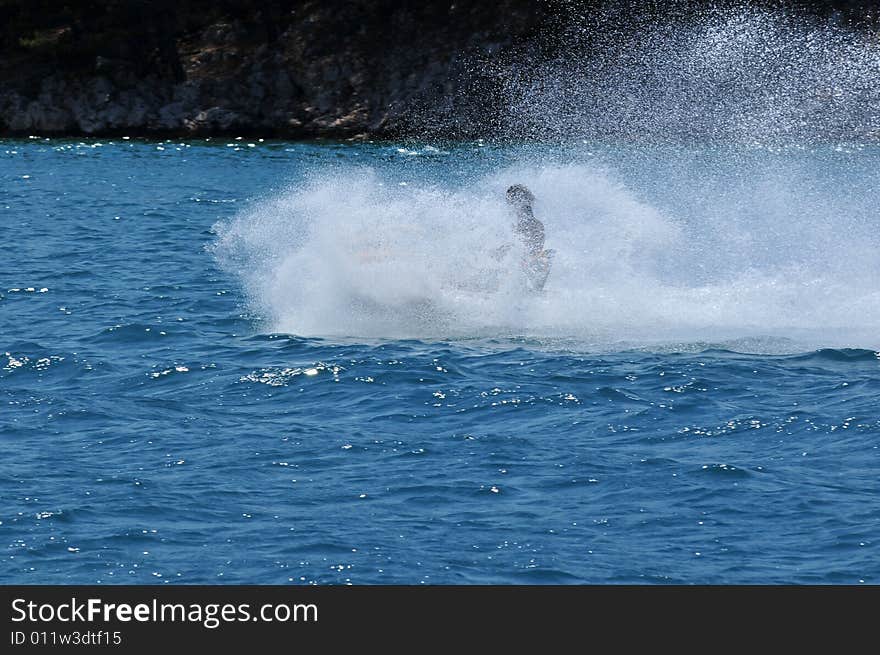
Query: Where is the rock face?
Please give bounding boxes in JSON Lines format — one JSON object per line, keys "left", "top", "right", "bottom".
{"left": 0, "top": 0, "right": 875, "bottom": 139}
{"left": 0, "top": 0, "right": 550, "bottom": 138}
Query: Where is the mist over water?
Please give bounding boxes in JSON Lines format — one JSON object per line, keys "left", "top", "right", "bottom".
{"left": 216, "top": 8, "right": 880, "bottom": 351}
{"left": 496, "top": 6, "right": 880, "bottom": 143}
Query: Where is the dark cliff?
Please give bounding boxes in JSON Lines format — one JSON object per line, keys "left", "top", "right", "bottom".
{"left": 0, "top": 0, "right": 876, "bottom": 139}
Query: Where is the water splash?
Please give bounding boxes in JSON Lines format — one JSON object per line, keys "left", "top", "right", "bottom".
{"left": 213, "top": 149, "right": 880, "bottom": 350}
{"left": 478, "top": 5, "right": 880, "bottom": 143}
{"left": 215, "top": 6, "right": 880, "bottom": 350}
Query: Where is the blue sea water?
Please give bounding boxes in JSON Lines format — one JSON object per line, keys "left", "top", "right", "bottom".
{"left": 2, "top": 138, "right": 879, "bottom": 584}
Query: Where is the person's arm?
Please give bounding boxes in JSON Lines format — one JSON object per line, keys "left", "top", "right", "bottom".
{"left": 489, "top": 244, "right": 513, "bottom": 261}
{"left": 521, "top": 218, "right": 545, "bottom": 257}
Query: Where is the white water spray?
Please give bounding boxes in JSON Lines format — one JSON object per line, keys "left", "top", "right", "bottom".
{"left": 214, "top": 153, "right": 880, "bottom": 349}
{"left": 215, "top": 8, "right": 880, "bottom": 350}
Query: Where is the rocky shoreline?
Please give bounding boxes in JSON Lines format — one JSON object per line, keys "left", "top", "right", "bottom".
{"left": 0, "top": 1, "right": 552, "bottom": 139}
{"left": 1, "top": 1, "right": 876, "bottom": 140}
